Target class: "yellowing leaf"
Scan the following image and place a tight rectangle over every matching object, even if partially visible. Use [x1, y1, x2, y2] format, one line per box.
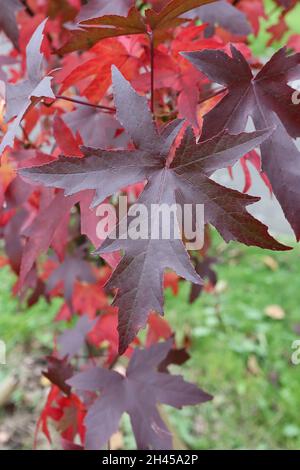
[264, 305, 285, 320]
[262, 255, 279, 271]
[247, 355, 261, 376]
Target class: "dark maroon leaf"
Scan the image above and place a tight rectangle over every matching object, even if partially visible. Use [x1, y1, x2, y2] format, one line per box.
[275, 0, 295, 8]
[158, 347, 190, 372]
[183, 46, 300, 239]
[189, 256, 218, 303]
[20, 67, 288, 354]
[68, 340, 212, 449]
[76, 0, 134, 22]
[185, 0, 252, 36]
[43, 356, 74, 396]
[58, 316, 97, 359]
[0, 0, 23, 49]
[63, 105, 129, 149]
[46, 253, 96, 312]
[27, 277, 48, 308]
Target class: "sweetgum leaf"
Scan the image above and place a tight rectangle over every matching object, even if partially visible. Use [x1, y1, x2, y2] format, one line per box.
[59, 0, 217, 53]
[76, 0, 134, 22]
[46, 254, 96, 313]
[63, 104, 129, 149]
[189, 256, 218, 303]
[183, 45, 300, 238]
[0, 19, 55, 154]
[43, 356, 74, 396]
[185, 0, 252, 36]
[0, 0, 23, 49]
[20, 68, 288, 354]
[18, 190, 80, 288]
[145, 0, 217, 30]
[59, 7, 147, 54]
[58, 316, 97, 359]
[68, 340, 212, 449]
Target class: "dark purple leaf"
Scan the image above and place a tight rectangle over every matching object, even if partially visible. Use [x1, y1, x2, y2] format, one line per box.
[189, 256, 218, 303]
[58, 316, 97, 359]
[63, 105, 129, 149]
[158, 347, 190, 372]
[46, 253, 96, 312]
[183, 46, 300, 239]
[43, 356, 74, 395]
[20, 67, 288, 353]
[68, 340, 212, 449]
[185, 0, 252, 37]
[0, 0, 23, 49]
[76, 0, 134, 23]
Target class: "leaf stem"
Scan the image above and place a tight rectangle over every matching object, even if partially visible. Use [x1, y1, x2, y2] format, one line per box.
[55, 95, 115, 113]
[149, 32, 155, 115]
[52, 87, 226, 119]
[21, 0, 35, 17]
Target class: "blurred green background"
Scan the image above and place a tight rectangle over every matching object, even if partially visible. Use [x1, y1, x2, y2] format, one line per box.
[1, 232, 300, 449]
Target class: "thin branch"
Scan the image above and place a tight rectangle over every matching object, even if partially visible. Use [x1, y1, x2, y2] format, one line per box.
[21, 0, 34, 17]
[149, 32, 155, 115]
[48, 88, 226, 120]
[55, 95, 115, 113]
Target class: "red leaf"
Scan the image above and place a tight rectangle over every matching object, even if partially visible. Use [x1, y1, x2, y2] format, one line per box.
[146, 313, 173, 346]
[59, 0, 217, 53]
[53, 115, 83, 157]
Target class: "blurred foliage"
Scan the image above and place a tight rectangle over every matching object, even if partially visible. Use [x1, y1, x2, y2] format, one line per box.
[165, 233, 300, 450]
[250, 0, 300, 56]
[1, 232, 300, 449]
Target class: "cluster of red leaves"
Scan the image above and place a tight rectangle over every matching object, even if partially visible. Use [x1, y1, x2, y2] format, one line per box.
[0, 0, 299, 450]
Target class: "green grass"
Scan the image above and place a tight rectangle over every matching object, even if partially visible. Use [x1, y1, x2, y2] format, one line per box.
[1, 235, 300, 450]
[249, 0, 300, 57]
[165, 236, 300, 450]
[0, 238, 300, 449]
[0, 266, 63, 355]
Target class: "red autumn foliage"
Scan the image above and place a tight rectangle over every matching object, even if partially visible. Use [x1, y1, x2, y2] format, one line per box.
[0, 0, 299, 450]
